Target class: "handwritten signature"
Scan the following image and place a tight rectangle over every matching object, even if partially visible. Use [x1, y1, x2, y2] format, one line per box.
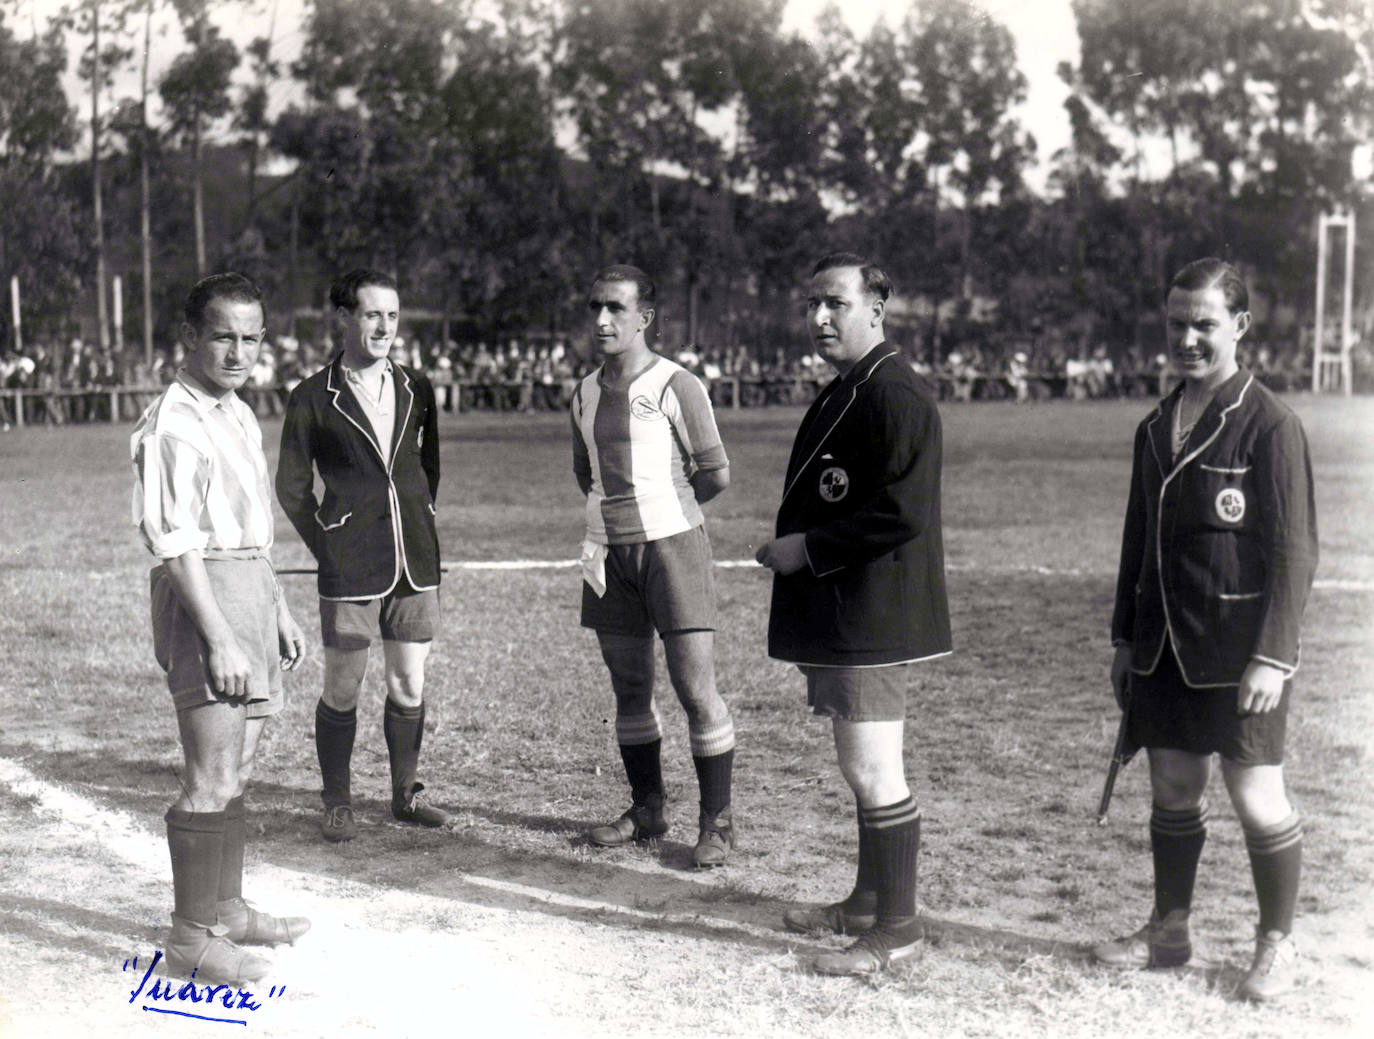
[123, 952, 285, 1026]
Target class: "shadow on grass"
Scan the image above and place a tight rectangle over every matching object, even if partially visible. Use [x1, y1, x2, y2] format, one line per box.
[0, 894, 146, 965]
[7, 744, 1132, 972]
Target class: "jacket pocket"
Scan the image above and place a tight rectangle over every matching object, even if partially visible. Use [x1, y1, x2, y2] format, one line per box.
[831, 559, 907, 650]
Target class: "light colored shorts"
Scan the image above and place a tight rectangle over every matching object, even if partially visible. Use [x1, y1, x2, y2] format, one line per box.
[581, 525, 717, 638]
[800, 663, 910, 722]
[150, 557, 283, 718]
[319, 583, 440, 650]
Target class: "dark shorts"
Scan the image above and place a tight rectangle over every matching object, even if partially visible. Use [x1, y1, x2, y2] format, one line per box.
[799, 664, 910, 722]
[320, 583, 440, 650]
[150, 558, 283, 718]
[580, 525, 716, 638]
[1128, 645, 1289, 765]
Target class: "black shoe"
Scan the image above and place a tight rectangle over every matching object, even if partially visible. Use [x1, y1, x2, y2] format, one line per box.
[813, 922, 923, 977]
[692, 805, 734, 867]
[321, 803, 358, 843]
[783, 898, 878, 937]
[588, 794, 668, 847]
[392, 783, 452, 828]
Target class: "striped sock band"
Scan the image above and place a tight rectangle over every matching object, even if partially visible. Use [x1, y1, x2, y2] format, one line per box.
[615, 708, 662, 746]
[1151, 801, 1209, 918]
[1244, 811, 1303, 936]
[688, 715, 735, 758]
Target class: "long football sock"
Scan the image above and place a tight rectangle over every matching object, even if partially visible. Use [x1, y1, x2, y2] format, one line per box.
[219, 794, 246, 902]
[845, 798, 879, 911]
[1151, 801, 1209, 918]
[1245, 811, 1303, 936]
[165, 807, 227, 927]
[863, 796, 921, 935]
[384, 698, 425, 799]
[615, 711, 664, 804]
[315, 699, 357, 808]
[689, 715, 735, 817]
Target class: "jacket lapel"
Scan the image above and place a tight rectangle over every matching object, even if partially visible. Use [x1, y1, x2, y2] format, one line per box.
[1163, 368, 1255, 480]
[326, 356, 386, 465]
[781, 344, 896, 506]
[1145, 388, 1178, 478]
[389, 366, 416, 471]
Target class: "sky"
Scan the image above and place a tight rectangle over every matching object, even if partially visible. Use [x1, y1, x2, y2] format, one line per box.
[21, 0, 1082, 191]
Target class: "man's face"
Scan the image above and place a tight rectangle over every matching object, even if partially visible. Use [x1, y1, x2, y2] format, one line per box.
[1165, 285, 1249, 388]
[807, 266, 883, 370]
[339, 284, 401, 366]
[587, 279, 651, 358]
[181, 298, 265, 396]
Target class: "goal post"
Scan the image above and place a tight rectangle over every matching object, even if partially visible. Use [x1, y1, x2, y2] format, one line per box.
[1313, 210, 1355, 396]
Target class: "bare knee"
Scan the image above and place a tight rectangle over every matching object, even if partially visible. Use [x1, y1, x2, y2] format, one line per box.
[1222, 761, 1293, 829]
[323, 648, 370, 711]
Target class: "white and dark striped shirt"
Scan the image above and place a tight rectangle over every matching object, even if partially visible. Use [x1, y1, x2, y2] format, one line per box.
[131, 371, 275, 559]
[571, 356, 727, 545]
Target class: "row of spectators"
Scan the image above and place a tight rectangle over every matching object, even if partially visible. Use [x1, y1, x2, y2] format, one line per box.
[0, 330, 1349, 427]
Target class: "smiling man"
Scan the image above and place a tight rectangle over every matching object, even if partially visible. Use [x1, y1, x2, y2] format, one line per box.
[756, 252, 951, 977]
[276, 268, 449, 843]
[570, 264, 738, 867]
[1095, 258, 1318, 1002]
[131, 273, 309, 984]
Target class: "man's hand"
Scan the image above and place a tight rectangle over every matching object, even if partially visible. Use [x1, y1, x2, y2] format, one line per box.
[1110, 644, 1133, 711]
[755, 533, 809, 576]
[207, 636, 255, 701]
[1238, 660, 1286, 715]
[277, 600, 306, 672]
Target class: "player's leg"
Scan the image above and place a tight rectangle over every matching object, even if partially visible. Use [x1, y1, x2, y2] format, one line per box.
[217, 715, 310, 947]
[382, 636, 450, 826]
[813, 717, 922, 975]
[316, 643, 369, 840]
[165, 701, 270, 982]
[1095, 747, 1209, 969]
[1223, 759, 1302, 1001]
[587, 631, 669, 846]
[663, 629, 736, 866]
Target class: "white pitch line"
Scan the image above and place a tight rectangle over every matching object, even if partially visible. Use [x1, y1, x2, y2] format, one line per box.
[438, 558, 1374, 591]
[0, 756, 780, 944]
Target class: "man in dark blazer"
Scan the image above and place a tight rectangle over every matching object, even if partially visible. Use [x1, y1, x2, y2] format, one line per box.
[1094, 258, 1317, 1003]
[757, 253, 951, 977]
[277, 268, 449, 842]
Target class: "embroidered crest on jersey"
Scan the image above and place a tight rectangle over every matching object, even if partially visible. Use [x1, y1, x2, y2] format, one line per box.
[630, 395, 663, 421]
[819, 466, 849, 502]
[1215, 487, 1245, 523]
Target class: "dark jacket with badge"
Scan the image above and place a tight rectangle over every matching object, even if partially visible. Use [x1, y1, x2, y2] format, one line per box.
[1112, 367, 1317, 687]
[276, 354, 441, 601]
[767, 343, 952, 667]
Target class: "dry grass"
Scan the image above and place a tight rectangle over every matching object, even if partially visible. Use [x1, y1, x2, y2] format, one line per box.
[0, 396, 1371, 1037]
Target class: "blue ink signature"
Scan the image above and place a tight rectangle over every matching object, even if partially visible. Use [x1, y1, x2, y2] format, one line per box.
[123, 952, 285, 1026]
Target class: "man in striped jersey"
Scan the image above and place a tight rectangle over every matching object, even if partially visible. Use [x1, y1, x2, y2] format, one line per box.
[132, 273, 309, 984]
[572, 265, 737, 868]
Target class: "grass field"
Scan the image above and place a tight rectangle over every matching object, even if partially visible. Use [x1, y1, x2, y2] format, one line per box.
[0, 395, 1371, 1038]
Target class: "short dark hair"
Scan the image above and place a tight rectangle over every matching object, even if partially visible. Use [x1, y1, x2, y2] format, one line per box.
[184, 273, 263, 330]
[1169, 258, 1248, 315]
[590, 264, 656, 308]
[330, 268, 399, 313]
[812, 252, 893, 302]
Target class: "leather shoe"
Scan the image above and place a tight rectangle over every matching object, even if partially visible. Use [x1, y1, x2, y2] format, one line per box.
[217, 897, 311, 947]
[588, 794, 668, 847]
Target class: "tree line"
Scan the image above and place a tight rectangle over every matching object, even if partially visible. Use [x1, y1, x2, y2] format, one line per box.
[0, 0, 1370, 367]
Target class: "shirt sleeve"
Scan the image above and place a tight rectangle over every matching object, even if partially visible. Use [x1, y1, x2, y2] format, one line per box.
[133, 431, 212, 559]
[663, 370, 728, 473]
[570, 383, 592, 491]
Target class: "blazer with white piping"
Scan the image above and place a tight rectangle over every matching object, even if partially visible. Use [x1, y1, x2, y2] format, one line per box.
[766, 343, 952, 668]
[276, 354, 441, 601]
[1111, 367, 1317, 687]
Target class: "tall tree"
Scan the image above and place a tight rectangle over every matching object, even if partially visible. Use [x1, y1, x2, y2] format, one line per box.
[159, 0, 238, 276]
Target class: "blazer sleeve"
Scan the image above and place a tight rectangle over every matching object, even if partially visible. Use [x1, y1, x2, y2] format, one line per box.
[1249, 411, 1318, 674]
[275, 384, 323, 561]
[418, 374, 441, 500]
[804, 381, 940, 576]
[1110, 422, 1150, 646]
